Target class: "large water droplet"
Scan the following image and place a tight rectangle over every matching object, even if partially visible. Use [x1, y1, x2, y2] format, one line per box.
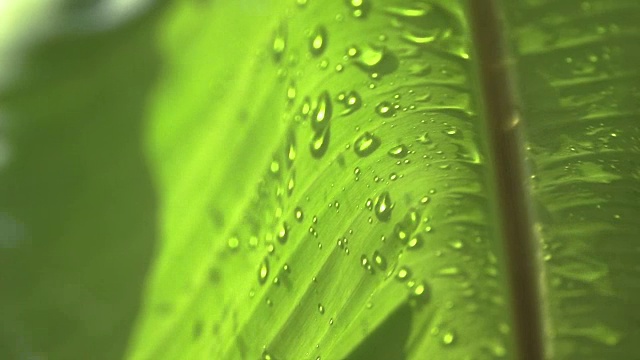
[354, 132, 381, 157]
[311, 91, 332, 132]
[258, 257, 270, 284]
[310, 25, 328, 56]
[351, 44, 399, 77]
[310, 127, 330, 158]
[374, 191, 394, 221]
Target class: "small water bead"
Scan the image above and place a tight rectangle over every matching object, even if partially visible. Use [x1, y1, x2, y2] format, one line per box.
[287, 81, 296, 103]
[262, 350, 274, 360]
[388, 144, 409, 158]
[310, 127, 330, 158]
[365, 198, 373, 210]
[329, 318, 334, 326]
[374, 191, 394, 221]
[375, 101, 395, 117]
[407, 233, 424, 249]
[272, 23, 287, 62]
[296, 0, 307, 6]
[389, 173, 398, 181]
[258, 257, 270, 284]
[354, 132, 381, 157]
[347, 0, 368, 18]
[442, 331, 455, 345]
[294, 207, 304, 222]
[396, 266, 411, 281]
[339, 91, 362, 115]
[227, 237, 239, 250]
[287, 142, 296, 164]
[277, 222, 289, 243]
[373, 250, 387, 270]
[300, 97, 312, 119]
[287, 176, 295, 196]
[420, 196, 430, 204]
[309, 25, 328, 56]
[266, 298, 273, 307]
[270, 160, 280, 174]
[266, 242, 275, 254]
[318, 304, 325, 314]
[411, 280, 426, 297]
[313, 216, 318, 224]
[311, 91, 332, 132]
[361, 255, 374, 273]
[273, 276, 280, 285]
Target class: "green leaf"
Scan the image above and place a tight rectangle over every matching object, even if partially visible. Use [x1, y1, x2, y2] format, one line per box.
[1, 0, 638, 359]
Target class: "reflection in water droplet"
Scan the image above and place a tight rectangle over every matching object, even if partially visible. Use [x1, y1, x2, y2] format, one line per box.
[374, 191, 393, 221]
[310, 25, 328, 56]
[295, 207, 304, 222]
[258, 257, 270, 284]
[354, 132, 381, 157]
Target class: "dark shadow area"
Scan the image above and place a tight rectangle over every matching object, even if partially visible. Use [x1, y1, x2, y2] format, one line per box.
[0, 4, 165, 359]
[346, 303, 412, 360]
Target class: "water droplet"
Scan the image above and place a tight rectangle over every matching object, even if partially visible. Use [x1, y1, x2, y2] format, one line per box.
[311, 91, 332, 132]
[361, 255, 374, 273]
[373, 250, 387, 270]
[277, 222, 289, 243]
[310, 127, 330, 158]
[396, 266, 411, 281]
[270, 160, 280, 174]
[407, 233, 424, 249]
[388, 144, 408, 158]
[329, 318, 334, 325]
[295, 207, 304, 222]
[339, 91, 362, 115]
[318, 304, 325, 314]
[258, 257, 270, 284]
[347, 0, 369, 18]
[374, 191, 393, 221]
[375, 101, 395, 117]
[272, 23, 287, 62]
[354, 132, 381, 157]
[227, 237, 239, 249]
[310, 25, 328, 56]
[442, 331, 455, 345]
[287, 175, 295, 196]
[411, 280, 426, 297]
[351, 44, 398, 77]
[417, 132, 432, 144]
[287, 81, 297, 103]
